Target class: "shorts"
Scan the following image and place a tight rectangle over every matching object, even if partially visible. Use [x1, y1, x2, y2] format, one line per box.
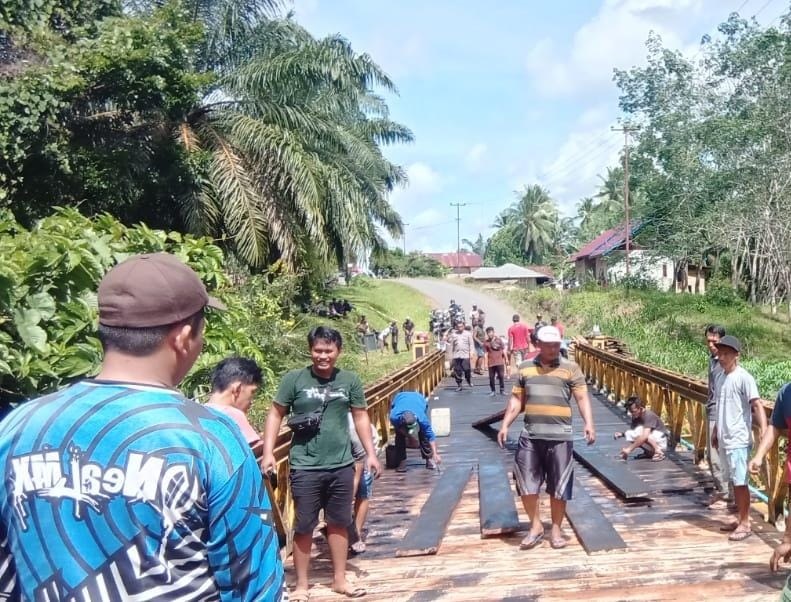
[475, 344, 485, 358]
[720, 446, 750, 487]
[513, 434, 574, 501]
[512, 349, 527, 364]
[356, 470, 374, 500]
[625, 426, 668, 451]
[290, 465, 355, 534]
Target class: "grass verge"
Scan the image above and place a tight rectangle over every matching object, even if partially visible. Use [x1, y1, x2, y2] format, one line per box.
[499, 285, 791, 399]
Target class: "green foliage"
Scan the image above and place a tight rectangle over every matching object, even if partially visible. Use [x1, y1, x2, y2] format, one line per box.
[370, 249, 446, 278]
[505, 286, 791, 398]
[704, 278, 747, 310]
[0, 208, 297, 410]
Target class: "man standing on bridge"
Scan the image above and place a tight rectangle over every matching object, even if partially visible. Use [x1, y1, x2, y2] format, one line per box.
[704, 324, 729, 506]
[497, 325, 595, 551]
[446, 319, 475, 391]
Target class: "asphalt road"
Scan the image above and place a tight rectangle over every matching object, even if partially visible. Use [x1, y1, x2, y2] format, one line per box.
[398, 278, 521, 335]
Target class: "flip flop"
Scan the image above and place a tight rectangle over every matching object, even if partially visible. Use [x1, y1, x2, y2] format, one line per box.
[550, 536, 568, 549]
[728, 529, 752, 542]
[519, 531, 544, 550]
[651, 453, 666, 462]
[719, 522, 739, 532]
[290, 591, 310, 602]
[331, 587, 366, 598]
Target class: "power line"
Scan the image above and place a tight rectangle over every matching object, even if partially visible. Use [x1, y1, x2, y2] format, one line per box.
[753, 0, 776, 18]
[450, 203, 467, 275]
[611, 124, 640, 277]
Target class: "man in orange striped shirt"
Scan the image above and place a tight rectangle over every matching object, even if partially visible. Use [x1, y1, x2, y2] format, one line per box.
[497, 326, 595, 551]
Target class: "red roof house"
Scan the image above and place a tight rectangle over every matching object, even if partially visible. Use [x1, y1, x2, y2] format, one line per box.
[425, 251, 483, 275]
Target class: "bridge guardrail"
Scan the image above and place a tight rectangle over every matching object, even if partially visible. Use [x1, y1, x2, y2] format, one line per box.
[263, 349, 446, 552]
[574, 338, 786, 523]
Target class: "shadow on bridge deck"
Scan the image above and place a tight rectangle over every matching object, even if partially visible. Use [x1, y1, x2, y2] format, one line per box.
[288, 373, 786, 601]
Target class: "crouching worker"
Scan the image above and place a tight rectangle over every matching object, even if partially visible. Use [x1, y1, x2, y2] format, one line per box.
[389, 391, 442, 472]
[615, 396, 668, 462]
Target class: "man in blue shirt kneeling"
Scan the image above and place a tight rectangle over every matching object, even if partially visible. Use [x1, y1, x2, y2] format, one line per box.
[389, 391, 443, 472]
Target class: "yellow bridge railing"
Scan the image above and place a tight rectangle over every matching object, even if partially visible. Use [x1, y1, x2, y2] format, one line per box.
[265, 349, 446, 552]
[574, 339, 786, 523]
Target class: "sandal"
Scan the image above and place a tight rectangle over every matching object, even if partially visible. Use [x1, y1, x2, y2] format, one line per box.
[651, 452, 666, 462]
[331, 587, 366, 598]
[728, 529, 752, 542]
[290, 591, 310, 602]
[519, 531, 544, 550]
[550, 536, 568, 549]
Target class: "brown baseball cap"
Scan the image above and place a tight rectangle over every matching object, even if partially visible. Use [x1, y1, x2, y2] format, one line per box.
[98, 253, 226, 327]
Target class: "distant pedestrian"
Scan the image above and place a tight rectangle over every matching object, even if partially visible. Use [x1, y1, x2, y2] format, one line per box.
[704, 324, 729, 506]
[485, 326, 508, 396]
[711, 335, 766, 541]
[473, 318, 486, 375]
[508, 314, 531, 366]
[550, 317, 565, 339]
[531, 314, 546, 346]
[446, 319, 475, 391]
[403, 317, 415, 350]
[498, 326, 595, 551]
[378, 326, 390, 352]
[749, 382, 791, 571]
[470, 304, 479, 324]
[390, 321, 399, 353]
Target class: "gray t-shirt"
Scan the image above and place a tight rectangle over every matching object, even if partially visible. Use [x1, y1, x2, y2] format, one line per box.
[715, 365, 760, 450]
[706, 354, 723, 415]
[447, 330, 474, 359]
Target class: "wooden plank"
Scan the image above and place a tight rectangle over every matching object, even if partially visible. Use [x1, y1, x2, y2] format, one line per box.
[566, 477, 627, 554]
[472, 408, 505, 429]
[395, 464, 472, 557]
[478, 463, 520, 537]
[574, 445, 650, 499]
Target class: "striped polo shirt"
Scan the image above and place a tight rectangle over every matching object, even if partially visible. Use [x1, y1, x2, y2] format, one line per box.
[511, 356, 587, 441]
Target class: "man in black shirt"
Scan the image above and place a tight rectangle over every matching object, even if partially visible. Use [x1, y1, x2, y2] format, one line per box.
[615, 397, 668, 461]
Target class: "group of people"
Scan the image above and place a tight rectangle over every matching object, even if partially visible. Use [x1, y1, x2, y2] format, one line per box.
[356, 316, 416, 354]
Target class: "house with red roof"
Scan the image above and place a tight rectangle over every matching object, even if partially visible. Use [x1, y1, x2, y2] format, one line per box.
[571, 221, 707, 293]
[425, 251, 483, 275]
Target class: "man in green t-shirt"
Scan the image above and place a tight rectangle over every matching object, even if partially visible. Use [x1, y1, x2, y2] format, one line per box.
[262, 326, 380, 600]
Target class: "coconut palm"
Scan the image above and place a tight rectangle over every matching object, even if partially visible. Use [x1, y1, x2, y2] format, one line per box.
[595, 167, 625, 215]
[462, 234, 488, 256]
[497, 185, 558, 264]
[576, 197, 597, 231]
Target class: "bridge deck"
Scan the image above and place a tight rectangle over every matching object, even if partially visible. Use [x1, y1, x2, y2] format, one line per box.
[288, 374, 786, 601]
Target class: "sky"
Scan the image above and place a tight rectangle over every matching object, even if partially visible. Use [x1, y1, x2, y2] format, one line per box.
[288, 0, 788, 254]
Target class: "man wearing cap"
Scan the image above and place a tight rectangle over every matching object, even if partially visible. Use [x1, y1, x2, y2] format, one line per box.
[497, 325, 595, 551]
[711, 335, 766, 541]
[0, 253, 285, 601]
[704, 324, 729, 506]
[445, 319, 476, 391]
[389, 391, 442, 471]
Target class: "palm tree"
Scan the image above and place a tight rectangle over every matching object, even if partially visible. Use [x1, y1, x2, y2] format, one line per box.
[462, 234, 487, 256]
[576, 197, 597, 232]
[501, 185, 558, 264]
[595, 167, 625, 215]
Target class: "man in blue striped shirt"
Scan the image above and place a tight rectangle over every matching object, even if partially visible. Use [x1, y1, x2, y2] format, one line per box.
[0, 253, 285, 601]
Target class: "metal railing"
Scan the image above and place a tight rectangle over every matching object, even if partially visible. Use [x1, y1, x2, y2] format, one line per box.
[574, 339, 786, 523]
[264, 349, 446, 552]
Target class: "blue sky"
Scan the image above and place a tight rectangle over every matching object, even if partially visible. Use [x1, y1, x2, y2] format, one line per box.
[289, 0, 787, 253]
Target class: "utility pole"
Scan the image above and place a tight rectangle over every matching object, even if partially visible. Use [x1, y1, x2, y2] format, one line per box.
[450, 203, 467, 277]
[402, 223, 409, 254]
[611, 125, 639, 277]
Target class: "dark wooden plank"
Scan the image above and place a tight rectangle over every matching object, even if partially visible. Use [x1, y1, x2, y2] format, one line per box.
[478, 463, 520, 537]
[573, 445, 650, 499]
[395, 465, 472, 557]
[472, 408, 505, 429]
[565, 477, 627, 554]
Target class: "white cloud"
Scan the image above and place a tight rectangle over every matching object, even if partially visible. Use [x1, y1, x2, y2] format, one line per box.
[388, 162, 443, 213]
[526, 0, 705, 97]
[464, 143, 489, 172]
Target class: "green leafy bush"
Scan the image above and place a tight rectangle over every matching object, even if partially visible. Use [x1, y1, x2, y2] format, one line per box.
[0, 207, 293, 411]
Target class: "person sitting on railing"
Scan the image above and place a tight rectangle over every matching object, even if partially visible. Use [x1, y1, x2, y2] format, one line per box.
[389, 391, 442, 472]
[749, 381, 791, 571]
[205, 357, 264, 457]
[614, 396, 668, 462]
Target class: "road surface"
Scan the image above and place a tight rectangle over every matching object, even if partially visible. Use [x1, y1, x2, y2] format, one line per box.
[399, 278, 521, 335]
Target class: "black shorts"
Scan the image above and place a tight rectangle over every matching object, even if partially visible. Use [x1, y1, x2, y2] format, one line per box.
[290, 465, 355, 534]
[513, 435, 574, 501]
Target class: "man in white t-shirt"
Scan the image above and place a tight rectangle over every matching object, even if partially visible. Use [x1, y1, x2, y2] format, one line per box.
[711, 335, 767, 541]
[206, 357, 263, 455]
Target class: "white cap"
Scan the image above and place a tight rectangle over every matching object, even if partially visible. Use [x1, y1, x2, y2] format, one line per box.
[537, 326, 562, 343]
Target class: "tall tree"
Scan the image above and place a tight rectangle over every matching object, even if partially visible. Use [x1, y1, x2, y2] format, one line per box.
[462, 233, 487, 256]
[496, 185, 558, 264]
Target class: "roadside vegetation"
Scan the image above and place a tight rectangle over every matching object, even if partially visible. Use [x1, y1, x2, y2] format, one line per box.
[503, 282, 791, 399]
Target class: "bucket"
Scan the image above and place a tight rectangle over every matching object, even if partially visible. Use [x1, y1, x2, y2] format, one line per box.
[431, 407, 451, 437]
